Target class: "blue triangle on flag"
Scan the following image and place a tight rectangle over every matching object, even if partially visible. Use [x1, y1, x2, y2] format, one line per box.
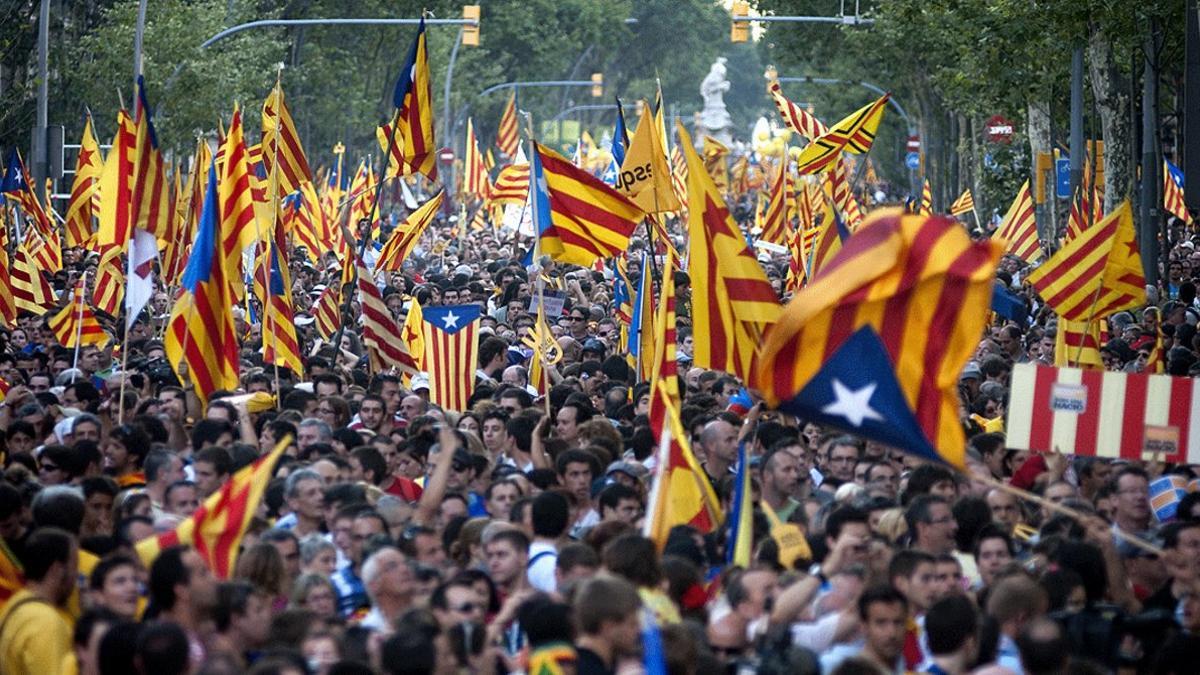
[777, 326, 943, 464]
[422, 304, 482, 335]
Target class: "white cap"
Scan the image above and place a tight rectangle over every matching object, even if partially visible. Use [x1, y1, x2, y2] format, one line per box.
[410, 372, 431, 391]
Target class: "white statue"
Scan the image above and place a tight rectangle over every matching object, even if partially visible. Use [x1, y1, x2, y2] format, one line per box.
[698, 57, 734, 146]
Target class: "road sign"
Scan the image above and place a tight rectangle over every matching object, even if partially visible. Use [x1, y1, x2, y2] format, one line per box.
[438, 147, 455, 163]
[986, 115, 1015, 143]
[906, 135, 920, 152]
[905, 152, 920, 170]
[1055, 158, 1071, 199]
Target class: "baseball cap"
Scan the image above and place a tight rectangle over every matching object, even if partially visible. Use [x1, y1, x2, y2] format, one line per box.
[960, 361, 982, 381]
[410, 373, 431, 392]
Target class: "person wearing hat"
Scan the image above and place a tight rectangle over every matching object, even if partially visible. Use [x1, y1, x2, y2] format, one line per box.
[959, 362, 983, 400]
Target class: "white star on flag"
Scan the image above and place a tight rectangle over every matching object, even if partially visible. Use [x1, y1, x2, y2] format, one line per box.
[821, 379, 884, 427]
[441, 311, 460, 329]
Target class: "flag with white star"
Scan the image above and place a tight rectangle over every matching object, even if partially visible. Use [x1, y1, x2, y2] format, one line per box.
[752, 209, 1002, 469]
[421, 304, 483, 412]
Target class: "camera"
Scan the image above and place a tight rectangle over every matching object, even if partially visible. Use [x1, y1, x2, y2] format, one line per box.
[128, 356, 179, 387]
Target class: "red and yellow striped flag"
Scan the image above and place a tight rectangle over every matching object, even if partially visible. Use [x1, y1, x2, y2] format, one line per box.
[261, 80, 312, 200]
[65, 116, 103, 248]
[357, 255, 419, 376]
[992, 180, 1041, 263]
[679, 122, 781, 381]
[48, 278, 109, 349]
[1055, 318, 1104, 369]
[758, 152, 791, 245]
[919, 178, 933, 216]
[97, 110, 136, 249]
[794, 94, 889, 175]
[313, 285, 341, 341]
[463, 118, 490, 202]
[829, 160, 863, 229]
[217, 107, 261, 300]
[378, 18, 437, 181]
[136, 436, 291, 578]
[533, 143, 644, 268]
[377, 190, 443, 272]
[949, 188, 975, 216]
[131, 77, 171, 240]
[767, 77, 828, 140]
[752, 210, 1002, 469]
[165, 159, 240, 404]
[254, 221, 303, 376]
[1164, 160, 1192, 226]
[489, 160, 529, 206]
[285, 181, 324, 264]
[11, 243, 54, 315]
[92, 242, 124, 317]
[1065, 185, 1092, 244]
[1026, 201, 1145, 322]
[421, 305, 482, 413]
[496, 91, 519, 158]
[0, 249, 15, 328]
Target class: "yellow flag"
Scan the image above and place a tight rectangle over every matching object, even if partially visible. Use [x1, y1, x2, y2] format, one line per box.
[402, 297, 426, 372]
[617, 101, 680, 213]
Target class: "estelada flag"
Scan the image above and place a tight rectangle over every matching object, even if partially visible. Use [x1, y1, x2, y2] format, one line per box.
[421, 304, 481, 413]
[378, 17, 437, 181]
[1006, 362, 1200, 464]
[136, 436, 291, 578]
[753, 209, 1001, 469]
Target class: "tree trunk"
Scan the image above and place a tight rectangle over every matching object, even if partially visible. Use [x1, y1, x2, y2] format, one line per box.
[1027, 99, 1054, 239]
[1088, 29, 1133, 212]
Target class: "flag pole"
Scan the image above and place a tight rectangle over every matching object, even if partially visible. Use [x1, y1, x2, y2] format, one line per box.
[70, 273, 87, 384]
[266, 69, 284, 405]
[523, 111, 552, 417]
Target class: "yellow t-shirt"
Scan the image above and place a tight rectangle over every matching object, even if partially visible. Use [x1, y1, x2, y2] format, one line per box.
[0, 589, 71, 675]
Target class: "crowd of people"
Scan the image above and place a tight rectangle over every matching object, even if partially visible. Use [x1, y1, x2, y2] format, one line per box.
[0, 189, 1197, 675]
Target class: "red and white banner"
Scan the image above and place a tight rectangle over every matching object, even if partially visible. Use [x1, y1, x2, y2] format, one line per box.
[1007, 362, 1199, 464]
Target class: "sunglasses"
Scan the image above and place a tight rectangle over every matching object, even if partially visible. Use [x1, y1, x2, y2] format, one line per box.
[451, 462, 470, 473]
[570, 316, 587, 322]
[452, 602, 480, 613]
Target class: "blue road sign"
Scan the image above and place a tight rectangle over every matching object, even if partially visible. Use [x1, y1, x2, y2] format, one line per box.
[1055, 158, 1071, 199]
[905, 152, 920, 170]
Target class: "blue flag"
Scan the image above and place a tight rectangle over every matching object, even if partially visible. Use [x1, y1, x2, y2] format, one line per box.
[1167, 159, 1186, 189]
[991, 283, 1028, 324]
[603, 98, 630, 186]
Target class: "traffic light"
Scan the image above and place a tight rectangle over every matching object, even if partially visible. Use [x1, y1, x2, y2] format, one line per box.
[731, 1, 750, 43]
[462, 5, 480, 46]
[591, 73, 603, 98]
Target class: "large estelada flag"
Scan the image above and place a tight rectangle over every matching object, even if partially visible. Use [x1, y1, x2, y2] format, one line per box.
[421, 304, 482, 413]
[752, 209, 1001, 469]
[378, 17, 437, 181]
[137, 437, 290, 578]
[1006, 362, 1200, 464]
[64, 115, 103, 248]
